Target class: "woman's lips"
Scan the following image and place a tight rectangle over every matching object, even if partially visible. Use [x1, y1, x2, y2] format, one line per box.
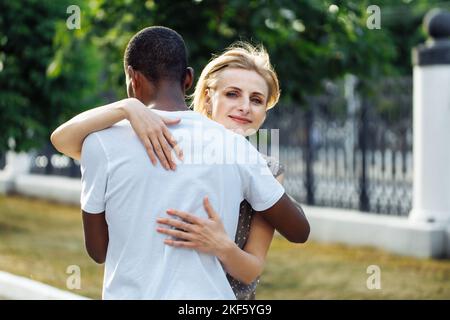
[229, 115, 252, 124]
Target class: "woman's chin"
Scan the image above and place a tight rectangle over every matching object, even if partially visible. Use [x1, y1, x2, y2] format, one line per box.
[231, 127, 258, 137]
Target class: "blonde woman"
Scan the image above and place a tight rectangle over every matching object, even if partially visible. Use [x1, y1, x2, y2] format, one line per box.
[52, 42, 309, 299]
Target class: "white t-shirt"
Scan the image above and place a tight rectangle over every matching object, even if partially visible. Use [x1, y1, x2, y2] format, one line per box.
[80, 110, 284, 300]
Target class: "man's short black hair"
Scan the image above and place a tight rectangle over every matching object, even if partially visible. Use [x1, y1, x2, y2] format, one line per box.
[124, 26, 188, 85]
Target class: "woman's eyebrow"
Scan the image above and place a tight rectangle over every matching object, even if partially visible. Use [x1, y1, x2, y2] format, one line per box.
[226, 86, 266, 97]
[225, 86, 242, 92]
[251, 91, 266, 98]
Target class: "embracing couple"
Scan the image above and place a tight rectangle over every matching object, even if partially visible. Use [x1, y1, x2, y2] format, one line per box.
[51, 26, 310, 300]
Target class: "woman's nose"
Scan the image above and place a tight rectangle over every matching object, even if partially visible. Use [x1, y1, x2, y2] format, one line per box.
[238, 98, 251, 114]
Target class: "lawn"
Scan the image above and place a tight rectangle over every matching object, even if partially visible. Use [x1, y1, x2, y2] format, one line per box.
[0, 195, 449, 300]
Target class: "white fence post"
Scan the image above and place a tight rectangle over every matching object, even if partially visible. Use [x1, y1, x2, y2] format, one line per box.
[0, 151, 32, 193]
[410, 9, 450, 224]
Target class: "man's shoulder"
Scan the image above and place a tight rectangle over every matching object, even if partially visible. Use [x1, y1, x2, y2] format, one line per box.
[83, 120, 135, 153]
[90, 120, 133, 140]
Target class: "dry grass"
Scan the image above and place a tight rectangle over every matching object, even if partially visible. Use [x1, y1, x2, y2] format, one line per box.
[258, 239, 450, 299]
[0, 195, 103, 299]
[0, 195, 449, 300]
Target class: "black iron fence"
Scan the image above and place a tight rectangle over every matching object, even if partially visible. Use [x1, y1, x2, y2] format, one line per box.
[29, 143, 81, 178]
[263, 77, 413, 216]
[0, 153, 5, 170]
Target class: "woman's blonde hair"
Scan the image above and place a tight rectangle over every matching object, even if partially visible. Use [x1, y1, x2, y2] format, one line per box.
[191, 42, 280, 117]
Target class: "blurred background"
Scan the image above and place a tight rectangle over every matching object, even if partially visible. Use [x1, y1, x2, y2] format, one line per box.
[0, 0, 449, 299]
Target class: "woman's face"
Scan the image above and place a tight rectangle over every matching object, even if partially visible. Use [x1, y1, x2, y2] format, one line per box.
[208, 68, 269, 136]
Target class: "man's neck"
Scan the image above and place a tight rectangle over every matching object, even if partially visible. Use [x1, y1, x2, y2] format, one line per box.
[146, 81, 189, 112]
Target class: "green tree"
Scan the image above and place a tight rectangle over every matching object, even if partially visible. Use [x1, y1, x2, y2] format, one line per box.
[0, 0, 102, 152]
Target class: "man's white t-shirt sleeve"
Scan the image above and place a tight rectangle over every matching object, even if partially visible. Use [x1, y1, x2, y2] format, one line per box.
[239, 142, 285, 212]
[80, 133, 108, 214]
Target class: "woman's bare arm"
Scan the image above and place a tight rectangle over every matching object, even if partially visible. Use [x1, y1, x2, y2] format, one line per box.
[218, 172, 282, 283]
[220, 213, 274, 284]
[157, 175, 284, 284]
[157, 197, 273, 285]
[50, 98, 181, 169]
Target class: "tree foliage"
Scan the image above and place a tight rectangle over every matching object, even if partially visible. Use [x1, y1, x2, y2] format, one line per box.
[0, 0, 444, 152]
[0, 0, 102, 152]
[85, 0, 440, 103]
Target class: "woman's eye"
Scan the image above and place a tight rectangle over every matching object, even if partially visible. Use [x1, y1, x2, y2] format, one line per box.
[226, 92, 238, 97]
[252, 98, 263, 104]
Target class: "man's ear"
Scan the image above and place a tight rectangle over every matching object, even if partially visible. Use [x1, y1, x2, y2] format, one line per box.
[183, 67, 194, 91]
[127, 66, 140, 92]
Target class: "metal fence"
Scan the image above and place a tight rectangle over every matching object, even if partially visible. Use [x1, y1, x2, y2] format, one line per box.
[0, 153, 5, 170]
[263, 76, 413, 216]
[29, 143, 80, 178]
